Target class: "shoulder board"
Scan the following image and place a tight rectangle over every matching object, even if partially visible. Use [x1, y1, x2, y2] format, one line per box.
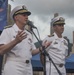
[48, 34, 54, 37]
[4, 25, 13, 29]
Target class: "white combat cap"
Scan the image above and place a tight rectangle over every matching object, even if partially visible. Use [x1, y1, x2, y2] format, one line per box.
[51, 16, 65, 26]
[10, 5, 31, 20]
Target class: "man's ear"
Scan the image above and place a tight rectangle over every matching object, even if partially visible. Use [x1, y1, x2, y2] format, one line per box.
[53, 25, 57, 31]
[14, 16, 17, 20]
[14, 15, 18, 21]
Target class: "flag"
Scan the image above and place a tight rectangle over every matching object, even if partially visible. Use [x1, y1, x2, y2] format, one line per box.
[0, 0, 8, 31]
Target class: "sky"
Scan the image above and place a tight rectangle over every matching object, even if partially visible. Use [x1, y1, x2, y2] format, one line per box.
[8, 0, 74, 43]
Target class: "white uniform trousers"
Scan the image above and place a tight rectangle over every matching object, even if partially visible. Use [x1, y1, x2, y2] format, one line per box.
[46, 62, 66, 75]
[2, 60, 33, 75]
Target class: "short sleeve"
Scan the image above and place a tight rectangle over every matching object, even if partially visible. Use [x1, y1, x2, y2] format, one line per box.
[42, 36, 49, 45]
[42, 36, 53, 51]
[0, 29, 10, 44]
[31, 42, 36, 50]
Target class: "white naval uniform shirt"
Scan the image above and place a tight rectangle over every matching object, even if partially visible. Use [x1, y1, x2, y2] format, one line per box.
[43, 33, 68, 64]
[0, 24, 36, 61]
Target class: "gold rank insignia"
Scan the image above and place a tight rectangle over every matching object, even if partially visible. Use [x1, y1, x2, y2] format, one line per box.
[48, 34, 54, 37]
[4, 25, 13, 29]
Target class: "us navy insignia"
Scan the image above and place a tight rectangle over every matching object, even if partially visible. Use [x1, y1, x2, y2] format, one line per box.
[22, 5, 26, 9]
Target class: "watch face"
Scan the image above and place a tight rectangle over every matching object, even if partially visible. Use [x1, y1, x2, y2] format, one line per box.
[0, 0, 5, 8]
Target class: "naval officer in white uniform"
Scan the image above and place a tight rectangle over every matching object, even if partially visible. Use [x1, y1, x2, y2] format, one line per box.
[0, 5, 41, 75]
[41, 16, 68, 75]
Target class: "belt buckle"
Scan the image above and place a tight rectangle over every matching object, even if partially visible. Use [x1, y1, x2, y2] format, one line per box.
[25, 60, 29, 64]
[59, 64, 63, 67]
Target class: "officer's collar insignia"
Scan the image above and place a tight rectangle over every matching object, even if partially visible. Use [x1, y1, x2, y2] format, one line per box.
[13, 36, 16, 38]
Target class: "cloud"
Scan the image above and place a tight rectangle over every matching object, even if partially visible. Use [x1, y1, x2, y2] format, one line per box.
[63, 25, 74, 43]
[9, 0, 74, 21]
[9, 0, 74, 43]
[10, 0, 74, 17]
[25, 0, 74, 17]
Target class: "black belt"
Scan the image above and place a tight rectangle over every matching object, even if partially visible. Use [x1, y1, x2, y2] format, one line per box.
[25, 60, 29, 64]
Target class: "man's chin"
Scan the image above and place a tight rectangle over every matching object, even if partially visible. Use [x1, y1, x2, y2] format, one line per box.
[61, 31, 63, 34]
[24, 22, 27, 25]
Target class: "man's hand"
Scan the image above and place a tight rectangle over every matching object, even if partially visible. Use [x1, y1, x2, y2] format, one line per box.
[15, 30, 28, 43]
[43, 40, 52, 48]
